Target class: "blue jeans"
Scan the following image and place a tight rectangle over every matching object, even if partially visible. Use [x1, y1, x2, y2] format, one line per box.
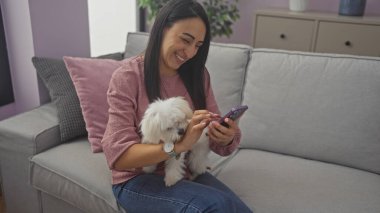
[112, 172, 253, 213]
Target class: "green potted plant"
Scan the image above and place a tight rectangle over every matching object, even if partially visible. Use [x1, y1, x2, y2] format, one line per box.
[138, 0, 240, 38]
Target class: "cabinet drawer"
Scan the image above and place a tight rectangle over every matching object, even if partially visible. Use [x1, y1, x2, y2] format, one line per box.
[315, 21, 380, 57]
[254, 16, 314, 51]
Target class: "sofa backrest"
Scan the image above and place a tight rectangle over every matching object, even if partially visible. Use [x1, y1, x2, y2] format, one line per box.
[124, 32, 149, 58]
[124, 32, 251, 114]
[240, 48, 380, 175]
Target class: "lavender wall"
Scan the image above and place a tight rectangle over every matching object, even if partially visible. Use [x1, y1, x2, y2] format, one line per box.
[0, 0, 91, 120]
[30, 0, 90, 58]
[214, 0, 380, 45]
[311, 0, 380, 14]
[0, 0, 40, 120]
[29, 0, 91, 104]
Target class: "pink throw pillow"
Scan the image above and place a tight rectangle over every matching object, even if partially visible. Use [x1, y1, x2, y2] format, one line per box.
[63, 56, 124, 153]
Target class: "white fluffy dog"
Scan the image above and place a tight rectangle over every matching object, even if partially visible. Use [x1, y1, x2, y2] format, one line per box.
[140, 97, 210, 186]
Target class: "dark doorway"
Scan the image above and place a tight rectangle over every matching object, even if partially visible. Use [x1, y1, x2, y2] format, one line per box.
[0, 5, 14, 106]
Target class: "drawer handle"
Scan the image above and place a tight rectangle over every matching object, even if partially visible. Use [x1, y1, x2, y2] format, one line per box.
[280, 34, 286, 39]
[345, 41, 352, 47]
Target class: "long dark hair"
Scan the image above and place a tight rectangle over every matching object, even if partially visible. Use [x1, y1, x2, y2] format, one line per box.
[144, 0, 211, 110]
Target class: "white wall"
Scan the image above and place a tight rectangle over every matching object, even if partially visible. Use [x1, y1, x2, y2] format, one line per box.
[0, 0, 40, 120]
[88, 0, 137, 56]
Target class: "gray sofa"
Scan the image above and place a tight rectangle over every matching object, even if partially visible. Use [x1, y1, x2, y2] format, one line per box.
[1, 32, 380, 213]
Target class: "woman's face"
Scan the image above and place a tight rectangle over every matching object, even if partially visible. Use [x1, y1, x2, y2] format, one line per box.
[159, 17, 206, 76]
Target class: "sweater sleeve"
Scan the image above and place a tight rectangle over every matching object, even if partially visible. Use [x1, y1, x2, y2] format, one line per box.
[203, 69, 241, 156]
[101, 67, 141, 169]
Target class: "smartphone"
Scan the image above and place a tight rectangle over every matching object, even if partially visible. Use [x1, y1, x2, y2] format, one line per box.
[219, 105, 248, 127]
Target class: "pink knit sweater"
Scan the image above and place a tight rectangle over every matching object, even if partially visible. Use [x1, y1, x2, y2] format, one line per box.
[101, 56, 241, 184]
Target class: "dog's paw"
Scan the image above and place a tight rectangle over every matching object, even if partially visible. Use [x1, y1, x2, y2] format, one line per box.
[164, 165, 184, 187]
[142, 165, 157, 173]
[189, 173, 200, 181]
[191, 164, 207, 176]
[164, 175, 182, 187]
[189, 158, 208, 175]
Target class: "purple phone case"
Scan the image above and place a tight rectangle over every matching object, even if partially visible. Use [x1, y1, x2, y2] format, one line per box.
[219, 105, 248, 127]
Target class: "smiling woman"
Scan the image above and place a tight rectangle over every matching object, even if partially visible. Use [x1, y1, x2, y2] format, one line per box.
[159, 18, 206, 76]
[101, 1, 252, 212]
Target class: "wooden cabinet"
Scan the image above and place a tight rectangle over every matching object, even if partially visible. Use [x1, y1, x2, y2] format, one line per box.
[253, 9, 380, 57]
[255, 16, 314, 51]
[316, 21, 380, 56]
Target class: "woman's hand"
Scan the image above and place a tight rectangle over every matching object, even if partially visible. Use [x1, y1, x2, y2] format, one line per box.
[175, 110, 213, 153]
[207, 117, 238, 146]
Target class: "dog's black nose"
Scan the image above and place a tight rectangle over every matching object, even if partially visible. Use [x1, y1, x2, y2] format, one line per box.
[178, 128, 185, 135]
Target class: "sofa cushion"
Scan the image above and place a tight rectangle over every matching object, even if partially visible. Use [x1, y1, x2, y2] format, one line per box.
[63, 57, 125, 153]
[32, 57, 87, 143]
[206, 42, 251, 113]
[124, 32, 149, 58]
[32, 53, 124, 144]
[240, 49, 380, 174]
[124, 32, 252, 113]
[217, 149, 380, 213]
[30, 140, 126, 213]
[40, 192, 84, 213]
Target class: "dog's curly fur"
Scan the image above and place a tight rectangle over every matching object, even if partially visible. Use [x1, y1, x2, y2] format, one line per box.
[140, 97, 210, 186]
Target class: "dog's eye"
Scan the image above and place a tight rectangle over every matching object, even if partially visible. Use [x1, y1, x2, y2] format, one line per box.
[167, 127, 173, 131]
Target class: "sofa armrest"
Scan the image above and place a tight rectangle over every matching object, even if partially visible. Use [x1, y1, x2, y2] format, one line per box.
[0, 102, 61, 213]
[0, 102, 60, 155]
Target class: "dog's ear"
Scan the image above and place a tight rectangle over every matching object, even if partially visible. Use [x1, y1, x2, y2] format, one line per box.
[177, 97, 193, 119]
[185, 108, 193, 120]
[140, 112, 162, 143]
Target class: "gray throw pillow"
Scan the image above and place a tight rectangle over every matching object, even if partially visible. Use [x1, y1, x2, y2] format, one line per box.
[32, 52, 124, 142]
